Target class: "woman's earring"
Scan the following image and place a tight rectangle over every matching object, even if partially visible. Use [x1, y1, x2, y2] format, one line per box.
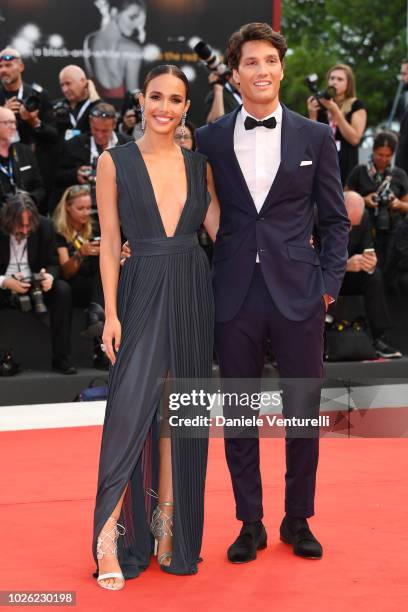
[141, 106, 145, 132]
[180, 112, 187, 137]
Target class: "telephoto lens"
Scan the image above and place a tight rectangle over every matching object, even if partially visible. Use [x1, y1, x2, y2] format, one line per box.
[194, 40, 231, 79]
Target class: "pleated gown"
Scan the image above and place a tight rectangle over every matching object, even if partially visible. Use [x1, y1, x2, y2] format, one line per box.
[92, 141, 214, 577]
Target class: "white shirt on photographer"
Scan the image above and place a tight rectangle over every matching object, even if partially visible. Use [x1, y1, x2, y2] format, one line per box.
[0, 236, 31, 289]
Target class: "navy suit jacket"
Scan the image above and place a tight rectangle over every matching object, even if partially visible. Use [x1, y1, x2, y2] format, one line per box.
[196, 104, 350, 322]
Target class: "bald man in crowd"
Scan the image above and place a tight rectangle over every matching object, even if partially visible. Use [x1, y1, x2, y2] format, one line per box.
[54, 65, 101, 142]
[338, 191, 401, 358]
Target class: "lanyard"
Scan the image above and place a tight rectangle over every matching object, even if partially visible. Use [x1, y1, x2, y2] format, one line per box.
[69, 98, 92, 128]
[0, 158, 14, 186]
[90, 133, 118, 163]
[328, 113, 337, 137]
[10, 240, 27, 273]
[15, 84, 24, 101]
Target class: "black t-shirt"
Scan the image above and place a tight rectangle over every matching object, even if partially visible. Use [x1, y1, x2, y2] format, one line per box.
[346, 164, 408, 228]
[317, 98, 365, 186]
[56, 232, 97, 277]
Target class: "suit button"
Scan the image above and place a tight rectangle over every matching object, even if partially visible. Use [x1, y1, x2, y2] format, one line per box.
[259, 249, 266, 253]
[259, 217, 265, 221]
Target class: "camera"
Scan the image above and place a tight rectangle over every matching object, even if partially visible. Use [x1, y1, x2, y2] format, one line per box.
[194, 40, 231, 81]
[22, 92, 41, 113]
[373, 180, 394, 231]
[13, 273, 47, 314]
[52, 99, 70, 123]
[82, 161, 97, 184]
[128, 89, 142, 122]
[305, 74, 336, 107]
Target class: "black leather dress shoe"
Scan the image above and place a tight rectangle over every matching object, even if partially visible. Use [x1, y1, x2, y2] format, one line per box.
[227, 522, 267, 563]
[279, 516, 323, 559]
[52, 356, 77, 375]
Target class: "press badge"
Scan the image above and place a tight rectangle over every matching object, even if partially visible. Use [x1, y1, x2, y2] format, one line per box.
[65, 129, 81, 141]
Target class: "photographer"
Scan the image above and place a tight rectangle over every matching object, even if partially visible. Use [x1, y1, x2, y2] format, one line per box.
[307, 64, 367, 185]
[205, 72, 242, 124]
[54, 65, 101, 143]
[0, 47, 58, 212]
[0, 192, 76, 374]
[338, 191, 401, 358]
[118, 89, 144, 139]
[53, 185, 108, 369]
[0, 106, 45, 209]
[346, 131, 408, 269]
[52, 103, 130, 213]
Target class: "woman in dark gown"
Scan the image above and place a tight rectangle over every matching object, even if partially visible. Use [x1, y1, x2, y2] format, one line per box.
[92, 65, 220, 590]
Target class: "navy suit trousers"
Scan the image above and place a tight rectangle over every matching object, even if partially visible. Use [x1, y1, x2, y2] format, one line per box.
[215, 265, 326, 521]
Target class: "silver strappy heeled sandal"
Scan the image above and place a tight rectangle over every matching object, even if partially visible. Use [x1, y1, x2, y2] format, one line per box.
[96, 515, 126, 590]
[150, 500, 174, 567]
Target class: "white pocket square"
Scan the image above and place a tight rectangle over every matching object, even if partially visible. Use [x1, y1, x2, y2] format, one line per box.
[300, 160, 313, 166]
[20, 165, 32, 171]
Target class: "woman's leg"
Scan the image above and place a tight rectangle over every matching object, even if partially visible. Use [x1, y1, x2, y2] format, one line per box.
[154, 377, 173, 566]
[156, 436, 173, 565]
[97, 485, 128, 588]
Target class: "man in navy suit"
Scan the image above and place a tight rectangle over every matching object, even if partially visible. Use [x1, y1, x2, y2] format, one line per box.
[196, 23, 349, 562]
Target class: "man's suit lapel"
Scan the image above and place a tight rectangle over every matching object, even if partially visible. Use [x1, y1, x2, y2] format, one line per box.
[223, 107, 258, 213]
[259, 104, 308, 216]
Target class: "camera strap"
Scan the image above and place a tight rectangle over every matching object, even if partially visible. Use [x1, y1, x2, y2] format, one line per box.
[69, 98, 92, 128]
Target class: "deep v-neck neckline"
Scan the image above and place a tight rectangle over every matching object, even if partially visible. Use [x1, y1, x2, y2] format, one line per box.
[133, 142, 191, 238]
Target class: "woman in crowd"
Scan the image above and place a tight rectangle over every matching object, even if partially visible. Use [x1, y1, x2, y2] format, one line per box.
[92, 65, 219, 590]
[307, 63, 367, 185]
[346, 131, 408, 268]
[53, 184, 107, 368]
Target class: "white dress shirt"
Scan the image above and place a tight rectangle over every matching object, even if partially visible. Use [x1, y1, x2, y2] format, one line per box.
[234, 103, 282, 261]
[0, 236, 31, 289]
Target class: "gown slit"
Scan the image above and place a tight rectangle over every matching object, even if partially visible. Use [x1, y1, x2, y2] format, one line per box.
[92, 142, 214, 578]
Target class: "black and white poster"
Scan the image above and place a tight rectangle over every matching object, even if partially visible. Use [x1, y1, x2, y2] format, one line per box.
[0, 0, 274, 123]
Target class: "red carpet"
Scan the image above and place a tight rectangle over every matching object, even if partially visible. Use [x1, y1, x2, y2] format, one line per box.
[1, 427, 407, 611]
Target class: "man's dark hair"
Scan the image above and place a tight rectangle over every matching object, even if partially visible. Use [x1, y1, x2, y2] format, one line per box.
[373, 131, 398, 153]
[226, 22, 287, 70]
[0, 191, 40, 235]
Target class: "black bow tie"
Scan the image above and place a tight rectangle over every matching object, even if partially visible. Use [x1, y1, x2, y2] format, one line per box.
[244, 116, 277, 130]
